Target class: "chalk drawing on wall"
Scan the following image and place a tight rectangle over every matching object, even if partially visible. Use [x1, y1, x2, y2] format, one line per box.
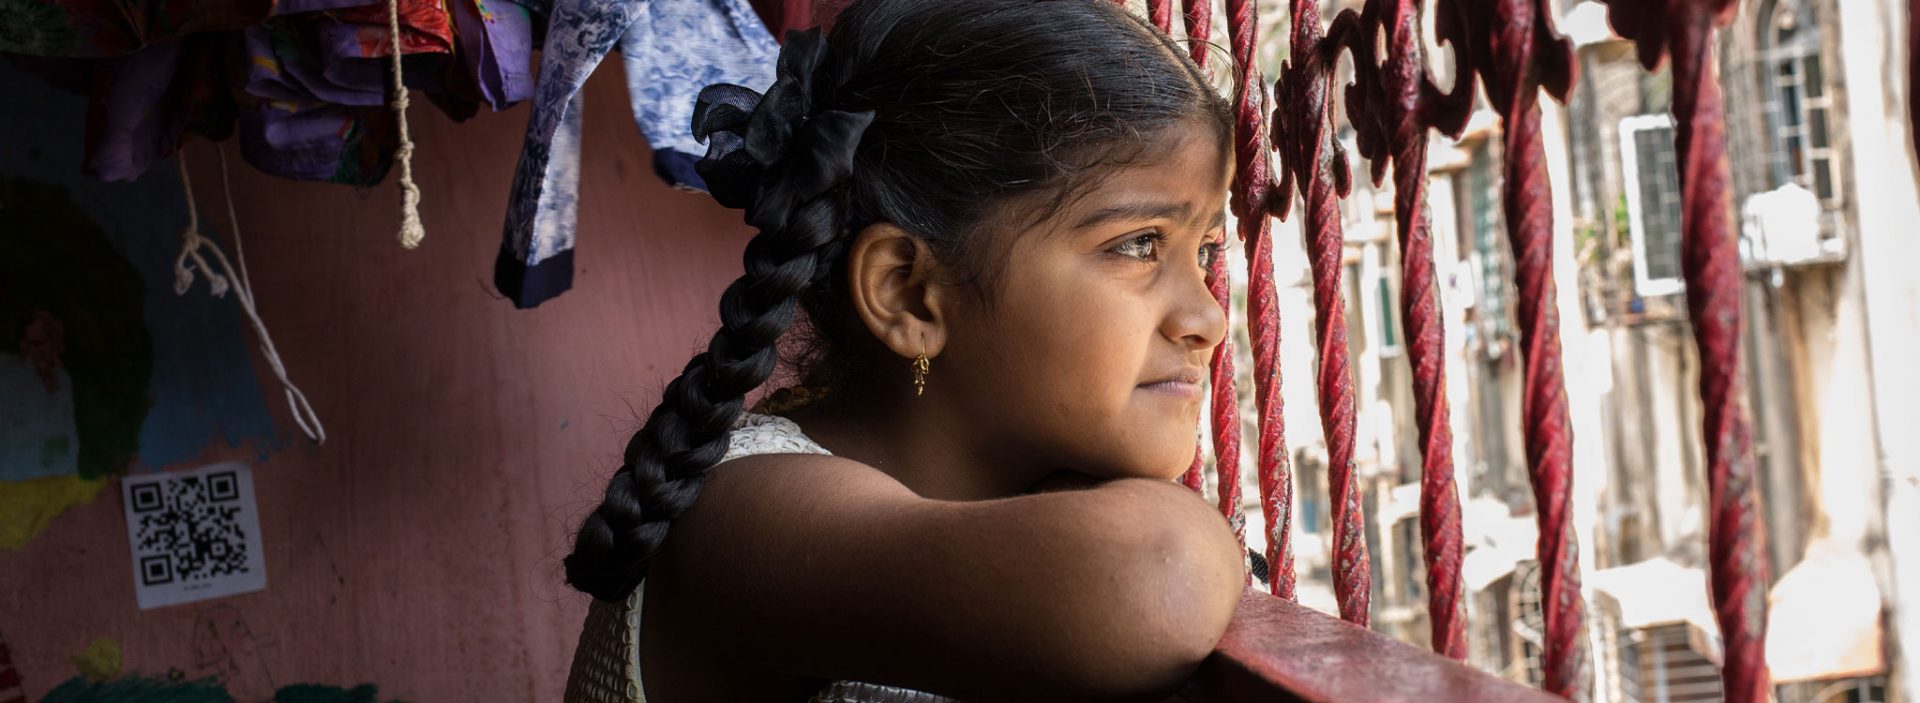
[0, 177, 153, 480]
[41, 676, 407, 703]
[68, 639, 121, 684]
[192, 604, 276, 700]
[16, 612, 399, 702]
[0, 176, 151, 550]
[40, 673, 234, 703]
[1, 59, 284, 551]
[123, 462, 267, 609]
[0, 477, 107, 551]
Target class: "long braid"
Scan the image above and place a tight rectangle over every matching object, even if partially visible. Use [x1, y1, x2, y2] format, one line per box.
[567, 192, 847, 602]
[566, 26, 869, 602]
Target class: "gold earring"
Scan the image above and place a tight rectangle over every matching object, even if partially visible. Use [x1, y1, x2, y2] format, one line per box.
[911, 354, 930, 396]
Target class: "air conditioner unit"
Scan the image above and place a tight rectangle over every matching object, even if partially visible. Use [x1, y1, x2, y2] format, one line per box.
[1740, 182, 1845, 268]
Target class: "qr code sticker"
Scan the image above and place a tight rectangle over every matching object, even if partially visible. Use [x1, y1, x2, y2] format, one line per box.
[122, 461, 267, 609]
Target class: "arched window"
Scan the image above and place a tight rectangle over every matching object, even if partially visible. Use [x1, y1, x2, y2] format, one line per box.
[1757, 0, 1838, 206]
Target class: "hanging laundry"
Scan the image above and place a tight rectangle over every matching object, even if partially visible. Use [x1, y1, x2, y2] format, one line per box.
[231, 0, 535, 184]
[243, 20, 385, 108]
[423, 0, 535, 123]
[234, 91, 396, 185]
[236, 17, 401, 185]
[620, 0, 779, 189]
[0, 0, 272, 58]
[292, 0, 531, 117]
[447, 0, 535, 111]
[320, 0, 457, 90]
[499, 0, 778, 308]
[4, 0, 539, 182]
[4, 0, 539, 261]
[80, 36, 236, 182]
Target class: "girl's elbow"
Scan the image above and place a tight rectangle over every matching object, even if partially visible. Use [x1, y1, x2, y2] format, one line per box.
[1133, 504, 1244, 673]
[1063, 485, 1244, 698]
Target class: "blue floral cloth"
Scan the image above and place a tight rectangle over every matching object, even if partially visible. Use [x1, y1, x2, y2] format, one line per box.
[498, 0, 778, 308]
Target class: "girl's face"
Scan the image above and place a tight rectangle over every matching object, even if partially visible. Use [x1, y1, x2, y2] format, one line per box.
[940, 122, 1232, 481]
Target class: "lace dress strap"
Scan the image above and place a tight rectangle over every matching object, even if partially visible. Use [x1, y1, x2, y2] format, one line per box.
[721, 412, 832, 463]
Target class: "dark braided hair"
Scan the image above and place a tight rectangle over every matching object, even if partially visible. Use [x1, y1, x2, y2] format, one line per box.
[564, 0, 1234, 603]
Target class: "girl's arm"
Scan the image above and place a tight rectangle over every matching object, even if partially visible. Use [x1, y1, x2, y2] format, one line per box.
[646, 453, 1245, 702]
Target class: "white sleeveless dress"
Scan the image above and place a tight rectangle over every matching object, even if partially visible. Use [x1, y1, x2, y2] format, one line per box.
[563, 413, 961, 703]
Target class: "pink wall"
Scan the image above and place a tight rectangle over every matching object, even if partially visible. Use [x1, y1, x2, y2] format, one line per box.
[1, 64, 749, 700]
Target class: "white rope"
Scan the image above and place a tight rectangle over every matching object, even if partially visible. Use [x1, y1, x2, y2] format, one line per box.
[387, 0, 425, 249]
[174, 149, 328, 444]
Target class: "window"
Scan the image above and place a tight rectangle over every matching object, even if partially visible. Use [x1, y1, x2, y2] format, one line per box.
[1758, 0, 1838, 206]
[1298, 451, 1325, 535]
[1511, 560, 1546, 687]
[1377, 274, 1401, 356]
[1393, 517, 1424, 606]
[1619, 114, 1685, 298]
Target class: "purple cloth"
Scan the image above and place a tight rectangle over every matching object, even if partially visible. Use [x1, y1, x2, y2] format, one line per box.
[82, 37, 234, 181]
[238, 20, 396, 184]
[238, 104, 359, 181]
[85, 43, 184, 181]
[272, 0, 379, 15]
[244, 22, 384, 107]
[450, 0, 535, 110]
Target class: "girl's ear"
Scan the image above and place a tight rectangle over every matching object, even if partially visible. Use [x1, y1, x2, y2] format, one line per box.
[845, 222, 952, 360]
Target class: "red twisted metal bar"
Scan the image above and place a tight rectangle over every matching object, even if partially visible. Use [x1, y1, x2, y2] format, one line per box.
[1147, 0, 1173, 34]
[1207, 248, 1249, 556]
[1177, 0, 1212, 497]
[1244, 207, 1298, 600]
[1271, 0, 1370, 624]
[1322, 0, 1469, 660]
[1190, 233, 1245, 545]
[1503, 99, 1588, 700]
[1601, 2, 1772, 700]
[1222, 0, 1297, 600]
[1435, 0, 1585, 693]
[1182, 0, 1211, 68]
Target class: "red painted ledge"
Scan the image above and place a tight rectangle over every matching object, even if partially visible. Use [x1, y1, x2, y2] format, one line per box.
[1178, 590, 1564, 702]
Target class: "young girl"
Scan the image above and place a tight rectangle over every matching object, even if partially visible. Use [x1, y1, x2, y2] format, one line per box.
[565, 0, 1247, 699]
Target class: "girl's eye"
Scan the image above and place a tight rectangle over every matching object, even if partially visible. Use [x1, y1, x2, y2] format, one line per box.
[1199, 239, 1225, 270]
[1113, 232, 1162, 261]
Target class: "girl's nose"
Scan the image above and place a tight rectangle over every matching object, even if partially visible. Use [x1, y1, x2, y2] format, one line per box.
[1164, 260, 1228, 352]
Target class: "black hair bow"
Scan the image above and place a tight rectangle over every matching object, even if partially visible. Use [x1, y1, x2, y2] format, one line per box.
[691, 27, 875, 234]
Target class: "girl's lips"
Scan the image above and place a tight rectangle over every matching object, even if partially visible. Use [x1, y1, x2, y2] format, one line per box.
[1137, 379, 1203, 398]
[1138, 366, 1205, 395]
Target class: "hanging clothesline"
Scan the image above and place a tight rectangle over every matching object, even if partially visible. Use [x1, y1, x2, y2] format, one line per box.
[1, 0, 813, 306]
